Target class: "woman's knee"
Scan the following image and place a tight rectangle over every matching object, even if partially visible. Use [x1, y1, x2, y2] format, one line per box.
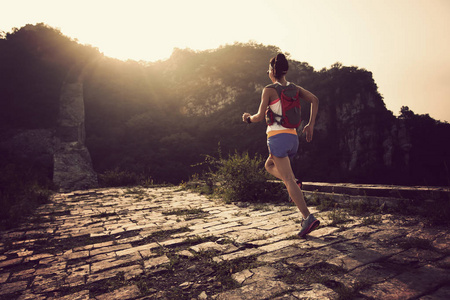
[265, 157, 274, 171]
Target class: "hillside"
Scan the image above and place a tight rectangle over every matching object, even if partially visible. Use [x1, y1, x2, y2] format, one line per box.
[1, 24, 449, 186]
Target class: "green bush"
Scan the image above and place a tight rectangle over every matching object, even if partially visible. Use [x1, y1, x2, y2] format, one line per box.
[201, 151, 285, 203]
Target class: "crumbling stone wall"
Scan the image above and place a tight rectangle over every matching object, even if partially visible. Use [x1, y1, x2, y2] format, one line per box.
[52, 68, 98, 191]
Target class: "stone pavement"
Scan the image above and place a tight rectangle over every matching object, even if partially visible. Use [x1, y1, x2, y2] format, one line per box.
[0, 185, 449, 299]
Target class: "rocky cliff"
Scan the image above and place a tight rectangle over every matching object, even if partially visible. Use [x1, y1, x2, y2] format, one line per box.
[317, 92, 411, 180]
[299, 86, 413, 184]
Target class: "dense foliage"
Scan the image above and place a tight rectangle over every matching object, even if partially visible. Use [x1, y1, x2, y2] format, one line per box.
[0, 23, 99, 129]
[1, 24, 449, 189]
[193, 150, 286, 203]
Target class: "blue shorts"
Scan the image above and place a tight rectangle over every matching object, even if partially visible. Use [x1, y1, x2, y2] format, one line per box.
[267, 133, 299, 158]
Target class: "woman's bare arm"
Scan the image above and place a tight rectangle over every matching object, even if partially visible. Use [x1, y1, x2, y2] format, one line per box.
[298, 86, 319, 142]
[242, 87, 273, 123]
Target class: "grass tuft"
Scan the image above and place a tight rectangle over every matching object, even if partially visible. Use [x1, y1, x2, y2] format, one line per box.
[186, 150, 286, 203]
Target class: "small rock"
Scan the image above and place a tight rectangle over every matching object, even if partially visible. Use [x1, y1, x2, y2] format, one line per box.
[187, 265, 198, 272]
[198, 291, 208, 299]
[179, 281, 193, 289]
[232, 269, 253, 285]
[177, 250, 194, 258]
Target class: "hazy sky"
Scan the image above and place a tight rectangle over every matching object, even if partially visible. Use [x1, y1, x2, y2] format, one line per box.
[2, 0, 450, 122]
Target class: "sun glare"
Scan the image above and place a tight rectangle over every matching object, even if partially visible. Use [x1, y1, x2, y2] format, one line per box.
[57, 1, 260, 62]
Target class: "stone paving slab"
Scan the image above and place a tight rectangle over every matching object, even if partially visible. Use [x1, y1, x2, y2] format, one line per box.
[0, 186, 449, 299]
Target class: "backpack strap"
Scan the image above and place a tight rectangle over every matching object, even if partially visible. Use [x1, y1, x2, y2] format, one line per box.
[264, 84, 282, 124]
[265, 83, 279, 91]
[265, 83, 287, 99]
[266, 83, 300, 98]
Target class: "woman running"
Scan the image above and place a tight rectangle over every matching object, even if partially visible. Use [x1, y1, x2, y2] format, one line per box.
[242, 53, 320, 237]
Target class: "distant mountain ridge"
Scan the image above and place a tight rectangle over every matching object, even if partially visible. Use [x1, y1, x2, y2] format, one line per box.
[1, 24, 449, 187]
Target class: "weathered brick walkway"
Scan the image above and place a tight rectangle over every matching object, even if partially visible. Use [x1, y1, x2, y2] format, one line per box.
[0, 186, 449, 299]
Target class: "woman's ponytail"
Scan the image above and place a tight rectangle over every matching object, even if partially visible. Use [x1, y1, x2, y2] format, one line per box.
[272, 53, 289, 79]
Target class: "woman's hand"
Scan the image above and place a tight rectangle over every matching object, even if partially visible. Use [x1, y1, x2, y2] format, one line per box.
[302, 123, 314, 142]
[242, 113, 251, 123]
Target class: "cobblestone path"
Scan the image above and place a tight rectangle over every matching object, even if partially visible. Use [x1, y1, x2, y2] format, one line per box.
[0, 186, 449, 299]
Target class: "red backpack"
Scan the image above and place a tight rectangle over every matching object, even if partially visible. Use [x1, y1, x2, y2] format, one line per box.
[265, 83, 302, 128]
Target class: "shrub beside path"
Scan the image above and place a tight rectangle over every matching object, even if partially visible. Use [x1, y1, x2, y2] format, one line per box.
[0, 186, 449, 299]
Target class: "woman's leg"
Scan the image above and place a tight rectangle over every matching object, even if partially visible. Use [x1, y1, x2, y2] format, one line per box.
[267, 155, 310, 218]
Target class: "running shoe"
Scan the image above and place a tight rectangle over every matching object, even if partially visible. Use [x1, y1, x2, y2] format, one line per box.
[298, 214, 320, 238]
